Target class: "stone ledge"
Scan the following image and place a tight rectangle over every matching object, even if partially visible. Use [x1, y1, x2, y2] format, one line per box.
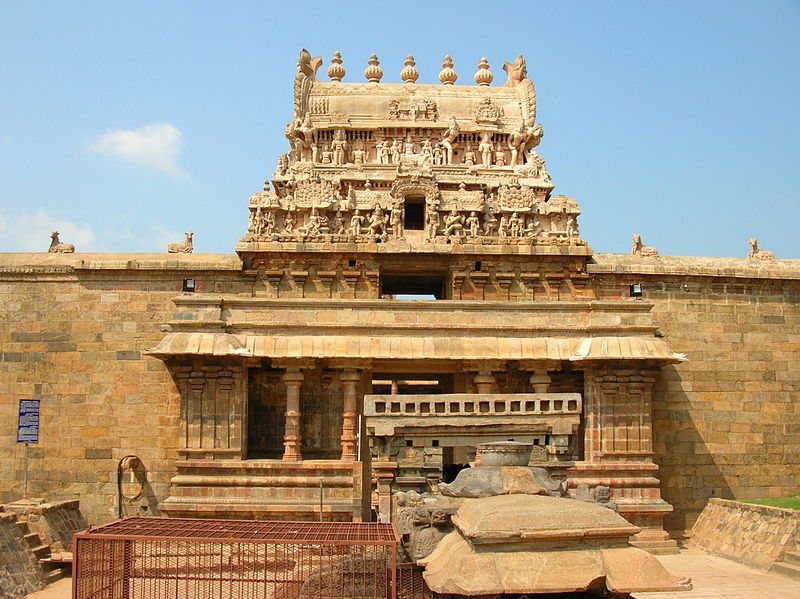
[591, 253, 800, 280]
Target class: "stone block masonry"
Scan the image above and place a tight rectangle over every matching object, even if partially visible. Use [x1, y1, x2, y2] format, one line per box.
[0, 251, 799, 533]
[0, 511, 46, 599]
[690, 498, 800, 571]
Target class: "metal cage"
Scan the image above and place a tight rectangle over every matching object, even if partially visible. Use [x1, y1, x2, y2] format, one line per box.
[73, 517, 399, 599]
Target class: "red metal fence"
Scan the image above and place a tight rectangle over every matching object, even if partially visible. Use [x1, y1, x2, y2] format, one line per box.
[73, 517, 399, 599]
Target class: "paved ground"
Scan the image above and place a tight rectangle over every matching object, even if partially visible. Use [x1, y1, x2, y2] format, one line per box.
[632, 547, 800, 598]
[24, 547, 800, 598]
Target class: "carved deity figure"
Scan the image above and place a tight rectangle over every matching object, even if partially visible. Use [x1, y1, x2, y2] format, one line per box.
[421, 139, 433, 164]
[526, 149, 550, 180]
[376, 139, 389, 164]
[350, 209, 364, 236]
[525, 214, 541, 239]
[408, 507, 451, 562]
[283, 211, 295, 233]
[509, 212, 523, 237]
[463, 143, 476, 167]
[495, 151, 506, 167]
[368, 205, 386, 240]
[466, 211, 481, 237]
[390, 202, 404, 239]
[566, 215, 578, 238]
[390, 139, 402, 164]
[441, 117, 460, 165]
[321, 145, 332, 164]
[508, 123, 527, 167]
[332, 209, 345, 234]
[433, 145, 444, 166]
[483, 209, 498, 236]
[443, 209, 464, 239]
[498, 214, 510, 238]
[301, 207, 321, 237]
[403, 137, 415, 156]
[426, 207, 440, 241]
[478, 131, 494, 167]
[352, 148, 365, 166]
[265, 210, 276, 235]
[331, 130, 348, 165]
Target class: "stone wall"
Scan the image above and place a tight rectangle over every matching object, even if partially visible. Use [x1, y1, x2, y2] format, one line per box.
[590, 254, 800, 536]
[1, 251, 799, 532]
[0, 254, 243, 524]
[3, 499, 88, 553]
[0, 511, 45, 599]
[689, 497, 800, 570]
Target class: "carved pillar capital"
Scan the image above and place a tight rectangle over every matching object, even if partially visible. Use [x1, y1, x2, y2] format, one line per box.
[271, 358, 316, 373]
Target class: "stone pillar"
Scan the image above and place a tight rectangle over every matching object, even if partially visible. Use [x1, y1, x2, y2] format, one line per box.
[272, 359, 315, 461]
[569, 364, 678, 554]
[519, 359, 558, 393]
[340, 370, 361, 462]
[465, 360, 505, 393]
[331, 359, 372, 462]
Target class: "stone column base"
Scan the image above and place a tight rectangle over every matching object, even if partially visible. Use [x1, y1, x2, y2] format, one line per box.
[568, 461, 679, 555]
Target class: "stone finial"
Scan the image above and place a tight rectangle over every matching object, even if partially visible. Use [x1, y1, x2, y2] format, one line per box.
[400, 54, 419, 84]
[439, 55, 457, 85]
[327, 50, 345, 82]
[364, 54, 383, 83]
[474, 57, 493, 86]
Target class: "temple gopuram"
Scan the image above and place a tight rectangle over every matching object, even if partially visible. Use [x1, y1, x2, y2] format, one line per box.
[145, 50, 684, 553]
[2, 50, 798, 556]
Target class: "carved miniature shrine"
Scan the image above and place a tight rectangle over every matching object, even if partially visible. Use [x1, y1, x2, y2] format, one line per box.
[148, 50, 687, 554]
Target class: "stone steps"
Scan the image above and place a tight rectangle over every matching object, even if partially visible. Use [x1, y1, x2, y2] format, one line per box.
[784, 550, 800, 566]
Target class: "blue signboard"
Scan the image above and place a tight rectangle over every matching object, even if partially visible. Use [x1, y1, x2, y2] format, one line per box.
[17, 399, 40, 443]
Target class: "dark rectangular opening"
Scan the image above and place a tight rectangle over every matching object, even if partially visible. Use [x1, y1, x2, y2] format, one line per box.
[404, 198, 425, 230]
[381, 273, 445, 299]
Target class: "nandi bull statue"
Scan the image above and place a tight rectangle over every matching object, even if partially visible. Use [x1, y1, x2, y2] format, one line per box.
[167, 231, 193, 253]
[48, 231, 75, 253]
[748, 238, 775, 261]
[631, 233, 658, 258]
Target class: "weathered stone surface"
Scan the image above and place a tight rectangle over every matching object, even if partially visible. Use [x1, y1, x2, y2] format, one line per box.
[420, 495, 691, 595]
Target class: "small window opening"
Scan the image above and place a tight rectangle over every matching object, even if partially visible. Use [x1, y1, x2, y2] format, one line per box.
[381, 273, 445, 300]
[630, 283, 643, 297]
[182, 278, 195, 293]
[404, 198, 425, 231]
[406, 440, 413, 447]
[432, 440, 440, 447]
[475, 261, 482, 271]
[349, 259, 357, 268]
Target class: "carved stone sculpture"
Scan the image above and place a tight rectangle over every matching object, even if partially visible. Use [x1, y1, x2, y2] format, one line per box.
[631, 234, 658, 258]
[167, 232, 193, 254]
[441, 117, 459, 165]
[748, 238, 775, 261]
[48, 231, 74, 253]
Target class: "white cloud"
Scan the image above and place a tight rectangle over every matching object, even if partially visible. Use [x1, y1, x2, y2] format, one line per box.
[91, 123, 188, 177]
[0, 209, 96, 252]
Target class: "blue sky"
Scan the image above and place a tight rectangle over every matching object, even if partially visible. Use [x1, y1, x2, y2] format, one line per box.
[1, 1, 798, 258]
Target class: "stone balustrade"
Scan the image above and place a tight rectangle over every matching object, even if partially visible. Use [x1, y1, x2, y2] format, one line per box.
[365, 392, 581, 418]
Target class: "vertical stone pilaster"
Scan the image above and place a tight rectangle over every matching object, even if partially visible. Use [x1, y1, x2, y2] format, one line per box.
[331, 359, 372, 462]
[273, 358, 315, 461]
